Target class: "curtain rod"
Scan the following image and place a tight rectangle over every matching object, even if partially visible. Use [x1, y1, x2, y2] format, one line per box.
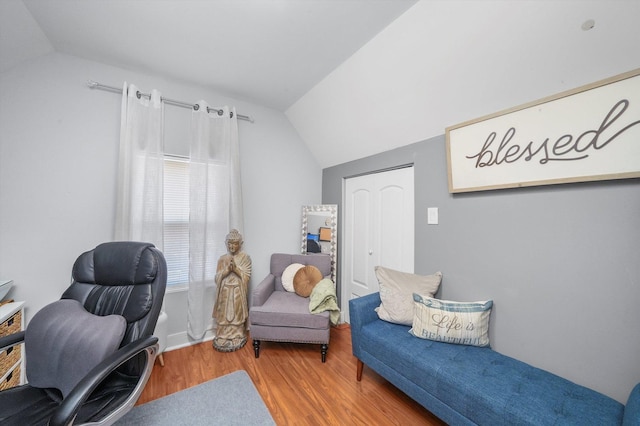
[87, 80, 254, 123]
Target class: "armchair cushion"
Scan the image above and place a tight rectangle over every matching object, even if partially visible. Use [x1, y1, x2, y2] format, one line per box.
[24, 299, 126, 397]
[250, 291, 329, 329]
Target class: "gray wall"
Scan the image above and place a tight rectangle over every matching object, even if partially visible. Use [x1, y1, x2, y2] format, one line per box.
[323, 134, 640, 403]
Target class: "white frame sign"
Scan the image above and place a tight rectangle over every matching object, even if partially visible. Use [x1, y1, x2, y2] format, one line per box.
[446, 69, 640, 193]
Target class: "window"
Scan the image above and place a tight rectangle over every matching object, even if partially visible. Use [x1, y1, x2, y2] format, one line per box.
[163, 156, 189, 289]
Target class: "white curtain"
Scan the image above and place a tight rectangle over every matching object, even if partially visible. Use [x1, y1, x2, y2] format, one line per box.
[188, 103, 244, 339]
[114, 83, 164, 248]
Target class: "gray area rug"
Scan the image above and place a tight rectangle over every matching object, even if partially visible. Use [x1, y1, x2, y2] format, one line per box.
[115, 370, 275, 426]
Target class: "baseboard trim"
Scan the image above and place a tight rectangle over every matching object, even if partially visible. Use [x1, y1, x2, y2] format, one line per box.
[165, 328, 215, 352]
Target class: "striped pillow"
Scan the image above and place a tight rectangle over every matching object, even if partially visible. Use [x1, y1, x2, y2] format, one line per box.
[410, 294, 493, 347]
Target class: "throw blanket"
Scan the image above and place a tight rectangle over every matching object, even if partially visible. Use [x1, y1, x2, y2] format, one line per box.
[309, 278, 340, 326]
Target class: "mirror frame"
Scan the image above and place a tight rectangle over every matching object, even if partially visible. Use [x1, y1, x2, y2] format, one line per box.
[301, 204, 338, 283]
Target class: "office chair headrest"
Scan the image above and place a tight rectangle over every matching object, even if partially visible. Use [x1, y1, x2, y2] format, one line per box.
[72, 241, 158, 286]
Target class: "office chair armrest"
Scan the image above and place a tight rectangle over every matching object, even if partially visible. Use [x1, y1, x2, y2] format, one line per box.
[251, 274, 276, 307]
[0, 330, 25, 352]
[49, 335, 159, 426]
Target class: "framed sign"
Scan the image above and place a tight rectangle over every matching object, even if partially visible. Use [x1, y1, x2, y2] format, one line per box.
[446, 69, 640, 193]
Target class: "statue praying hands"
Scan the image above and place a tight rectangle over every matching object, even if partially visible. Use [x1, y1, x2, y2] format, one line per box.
[212, 229, 252, 352]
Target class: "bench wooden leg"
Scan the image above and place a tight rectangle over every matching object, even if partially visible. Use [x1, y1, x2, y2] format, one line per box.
[321, 344, 328, 363]
[356, 358, 364, 381]
[253, 340, 260, 358]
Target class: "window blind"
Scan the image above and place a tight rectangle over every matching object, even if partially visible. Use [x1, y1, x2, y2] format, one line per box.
[163, 157, 189, 288]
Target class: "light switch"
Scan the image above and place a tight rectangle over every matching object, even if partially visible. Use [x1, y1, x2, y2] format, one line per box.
[427, 207, 438, 225]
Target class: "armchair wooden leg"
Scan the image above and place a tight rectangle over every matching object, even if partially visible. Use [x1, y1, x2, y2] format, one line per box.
[253, 340, 260, 358]
[321, 344, 328, 363]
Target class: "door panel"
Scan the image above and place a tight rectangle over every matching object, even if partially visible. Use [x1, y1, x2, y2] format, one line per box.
[347, 188, 371, 298]
[378, 184, 408, 271]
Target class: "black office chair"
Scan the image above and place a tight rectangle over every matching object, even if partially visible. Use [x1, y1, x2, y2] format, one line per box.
[0, 241, 167, 426]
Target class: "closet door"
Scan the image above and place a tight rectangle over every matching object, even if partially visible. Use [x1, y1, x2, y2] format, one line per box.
[342, 166, 414, 322]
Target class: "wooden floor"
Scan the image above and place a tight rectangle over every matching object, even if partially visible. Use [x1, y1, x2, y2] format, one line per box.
[139, 324, 446, 425]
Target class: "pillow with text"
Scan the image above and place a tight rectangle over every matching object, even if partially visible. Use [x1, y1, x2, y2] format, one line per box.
[410, 294, 492, 347]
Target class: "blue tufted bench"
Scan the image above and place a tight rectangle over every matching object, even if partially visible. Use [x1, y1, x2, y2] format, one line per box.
[350, 292, 640, 425]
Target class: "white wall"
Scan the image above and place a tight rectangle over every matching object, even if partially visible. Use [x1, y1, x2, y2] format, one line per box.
[287, 0, 640, 168]
[0, 52, 321, 348]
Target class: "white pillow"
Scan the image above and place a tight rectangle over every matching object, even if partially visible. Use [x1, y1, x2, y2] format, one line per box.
[281, 263, 304, 292]
[409, 294, 493, 347]
[374, 266, 442, 325]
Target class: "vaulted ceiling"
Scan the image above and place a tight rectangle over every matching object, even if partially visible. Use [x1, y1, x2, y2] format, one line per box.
[3, 1, 638, 168]
[2, 0, 417, 110]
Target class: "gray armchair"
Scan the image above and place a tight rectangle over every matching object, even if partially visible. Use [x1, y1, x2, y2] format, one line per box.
[249, 253, 332, 362]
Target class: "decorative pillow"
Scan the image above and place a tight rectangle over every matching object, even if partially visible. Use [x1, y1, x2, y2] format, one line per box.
[374, 266, 442, 325]
[24, 299, 126, 397]
[409, 294, 493, 347]
[293, 265, 323, 297]
[282, 263, 304, 292]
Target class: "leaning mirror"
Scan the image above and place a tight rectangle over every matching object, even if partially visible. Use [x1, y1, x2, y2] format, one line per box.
[301, 205, 338, 283]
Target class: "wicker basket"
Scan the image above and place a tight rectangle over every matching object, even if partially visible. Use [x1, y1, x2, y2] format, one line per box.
[0, 311, 21, 338]
[0, 365, 20, 391]
[0, 345, 21, 375]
